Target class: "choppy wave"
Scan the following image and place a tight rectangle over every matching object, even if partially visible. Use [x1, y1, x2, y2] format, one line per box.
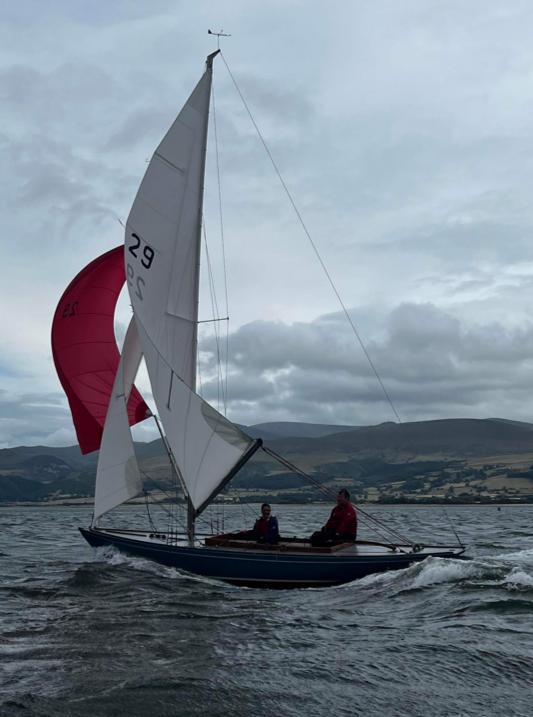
[94, 544, 187, 579]
[93, 544, 234, 589]
[2, 504, 533, 717]
[329, 548, 533, 604]
[500, 568, 533, 591]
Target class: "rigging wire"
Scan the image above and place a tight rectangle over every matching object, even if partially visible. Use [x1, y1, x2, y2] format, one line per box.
[262, 445, 414, 546]
[140, 469, 221, 534]
[139, 469, 186, 534]
[144, 491, 157, 532]
[202, 220, 225, 412]
[220, 52, 402, 424]
[215, 54, 457, 544]
[196, 344, 203, 397]
[211, 80, 230, 414]
[441, 507, 464, 547]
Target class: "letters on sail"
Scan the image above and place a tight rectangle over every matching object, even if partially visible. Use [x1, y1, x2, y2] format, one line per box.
[124, 63, 213, 391]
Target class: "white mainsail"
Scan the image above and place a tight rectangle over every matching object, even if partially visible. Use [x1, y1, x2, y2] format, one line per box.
[125, 56, 214, 391]
[93, 318, 145, 522]
[125, 52, 259, 515]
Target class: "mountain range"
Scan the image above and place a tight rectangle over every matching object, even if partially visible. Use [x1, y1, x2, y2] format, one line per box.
[2, 418, 533, 503]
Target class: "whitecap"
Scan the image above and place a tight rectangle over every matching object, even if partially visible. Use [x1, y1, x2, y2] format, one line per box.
[409, 557, 484, 589]
[502, 568, 533, 591]
[93, 545, 231, 588]
[94, 544, 186, 578]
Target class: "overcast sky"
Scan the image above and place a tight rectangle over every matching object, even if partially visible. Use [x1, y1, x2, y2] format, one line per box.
[3, 0, 533, 448]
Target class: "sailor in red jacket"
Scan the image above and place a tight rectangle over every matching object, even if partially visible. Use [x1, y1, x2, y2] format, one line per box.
[310, 489, 357, 546]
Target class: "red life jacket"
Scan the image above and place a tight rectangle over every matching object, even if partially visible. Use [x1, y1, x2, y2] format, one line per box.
[325, 503, 357, 537]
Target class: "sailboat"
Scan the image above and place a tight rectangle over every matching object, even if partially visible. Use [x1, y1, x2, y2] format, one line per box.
[51, 51, 466, 588]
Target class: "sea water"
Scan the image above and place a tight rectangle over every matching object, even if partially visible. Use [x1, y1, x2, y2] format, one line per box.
[1, 504, 532, 717]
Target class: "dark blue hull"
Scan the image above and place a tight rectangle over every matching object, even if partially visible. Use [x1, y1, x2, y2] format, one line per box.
[80, 527, 467, 588]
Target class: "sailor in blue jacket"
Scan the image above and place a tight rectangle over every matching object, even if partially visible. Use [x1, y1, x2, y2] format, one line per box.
[253, 503, 280, 544]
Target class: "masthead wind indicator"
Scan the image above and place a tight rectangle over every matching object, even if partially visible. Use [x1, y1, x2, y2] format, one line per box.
[207, 28, 231, 49]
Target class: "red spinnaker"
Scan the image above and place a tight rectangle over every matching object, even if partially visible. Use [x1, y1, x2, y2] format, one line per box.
[51, 246, 150, 454]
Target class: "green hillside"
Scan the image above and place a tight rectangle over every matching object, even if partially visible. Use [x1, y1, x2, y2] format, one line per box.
[2, 418, 533, 504]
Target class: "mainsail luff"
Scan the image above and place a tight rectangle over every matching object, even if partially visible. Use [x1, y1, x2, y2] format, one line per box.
[191, 50, 220, 392]
[187, 51, 218, 541]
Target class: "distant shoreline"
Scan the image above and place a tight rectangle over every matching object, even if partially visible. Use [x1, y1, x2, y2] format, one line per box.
[2, 499, 533, 508]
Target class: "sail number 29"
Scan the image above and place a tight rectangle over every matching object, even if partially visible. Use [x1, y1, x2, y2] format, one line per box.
[127, 232, 154, 301]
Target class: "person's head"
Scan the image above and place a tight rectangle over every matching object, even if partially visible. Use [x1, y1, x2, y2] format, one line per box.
[337, 489, 350, 505]
[261, 503, 272, 518]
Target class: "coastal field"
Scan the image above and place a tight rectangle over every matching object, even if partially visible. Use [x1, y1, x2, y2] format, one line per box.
[3, 419, 533, 506]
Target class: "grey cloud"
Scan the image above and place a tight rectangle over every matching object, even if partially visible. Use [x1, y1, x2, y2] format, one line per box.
[0, 391, 69, 421]
[17, 392, 65, 406]
[200, 373, 275, 404]
[0, 390, 73, 447]
[209, 319, 368, 375]
[199, 302, 533, 426]
[5, 2, 533, 447]
[389, 221, 532, 267]
[0, 63, 121, 132]
[0, 360, 26, 379]
[18, 167, 90, 206]
[104, 107, 178, 150]
[0, 65, 43, 105]
[226, 72, 316, 127]
[2, 131, 130, 260]
[1, 1, 175, 27]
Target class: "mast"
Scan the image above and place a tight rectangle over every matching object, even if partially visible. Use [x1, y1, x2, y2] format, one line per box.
[187, 50, 220, 545]
[191, 50, 219, 392]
